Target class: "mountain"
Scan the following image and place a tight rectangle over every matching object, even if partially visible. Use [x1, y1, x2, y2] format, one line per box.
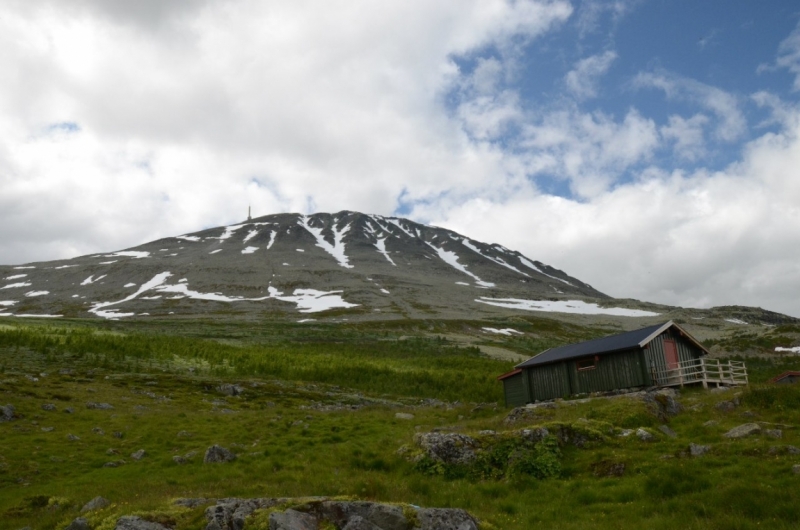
[0, 211, 793, 326]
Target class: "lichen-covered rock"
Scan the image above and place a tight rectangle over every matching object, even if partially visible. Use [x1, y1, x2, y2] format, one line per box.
[714, 401, 737, 412]
[723, 423, 761, 439]
[636, 428, 654, 442]
[86, 402, 114, 410]
[689, 443, 710, 457]
[205, 497, 278, 530]
[319, 501, 410, 530]
[204, 445, 236, 463]
[644, 389, 682, 420]
[81, 495, 110, 512]
[413, 432, 478, 465]
[0, 404, 16, 422]
[658, 425, 677, 438]
[269, 508, 318, 530]
[217, 384, 244, 397]
[41, 403, 57, 411]
[545, 422, 607, 448]
[342, 515, 383, 530]
[115, 516, 170, 530]
[65, 517, 91, 530]
[516, 427, 550, 444]
[765, 429, 783, 439]
[416, 508, 478, 530]
[131, 449, 146, 461]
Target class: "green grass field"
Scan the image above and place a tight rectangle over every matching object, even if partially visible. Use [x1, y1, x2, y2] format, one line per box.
[0, 318, 799, 529]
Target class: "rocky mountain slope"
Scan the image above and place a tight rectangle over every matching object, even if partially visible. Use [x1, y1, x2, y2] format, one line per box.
[0, 211, 645, 321]
[0, 211, 794, 326]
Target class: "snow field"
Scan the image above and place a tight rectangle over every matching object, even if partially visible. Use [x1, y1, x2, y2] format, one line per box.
[476, 298, 660, 317]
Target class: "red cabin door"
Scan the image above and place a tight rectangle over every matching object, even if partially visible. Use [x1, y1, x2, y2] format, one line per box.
[663, 340, 679, 370]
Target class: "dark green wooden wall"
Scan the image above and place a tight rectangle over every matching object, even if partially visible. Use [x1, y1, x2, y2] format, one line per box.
[502, 372, 527, 407]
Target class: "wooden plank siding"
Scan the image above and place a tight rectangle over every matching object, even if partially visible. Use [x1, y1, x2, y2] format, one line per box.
[528, 362, 571, 401]
[500, 323, 712, 406]
[645, 329, 705, 384]
[502, 372, 528, 407]
[567, 349, 649, 395]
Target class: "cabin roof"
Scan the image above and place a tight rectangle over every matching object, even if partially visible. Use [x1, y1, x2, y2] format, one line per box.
[515, 320, 708, 369]
[769, 371, 800, 383]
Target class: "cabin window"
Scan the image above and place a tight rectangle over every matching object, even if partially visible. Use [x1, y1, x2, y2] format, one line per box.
[576, 357, 598, 371]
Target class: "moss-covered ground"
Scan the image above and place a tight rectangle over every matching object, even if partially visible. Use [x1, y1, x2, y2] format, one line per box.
[0, 318, 799, 529]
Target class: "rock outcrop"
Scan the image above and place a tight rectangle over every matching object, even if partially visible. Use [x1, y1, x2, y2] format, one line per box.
[186, 497, 480, 530]
[204, 445, 237, 463]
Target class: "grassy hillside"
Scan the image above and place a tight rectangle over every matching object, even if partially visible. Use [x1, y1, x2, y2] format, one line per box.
[0, 318, 799, 529]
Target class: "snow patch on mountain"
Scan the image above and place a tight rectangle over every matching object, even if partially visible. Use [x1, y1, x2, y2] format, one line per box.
[89, 272, 173, 320]
[2, 282, 32, 289]
[518, 257, 573, 286]
[108, 251, 151, 259]
[81, 274, 106, 286]
[386, 218, 415, 238]
[476, 298, 658, 317]
[426, 242, 495, 287]
[375, 237, 396, 266]
[482, 327, 523, 336]
[266, 286, 359, 313]
[462, 239, 529, 277]
[3, 274, 27, 280]
[299, 216, 354, 269]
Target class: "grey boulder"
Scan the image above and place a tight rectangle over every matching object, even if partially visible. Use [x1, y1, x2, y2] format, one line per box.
[115, 516, 170, 530]
[413, 432, 478, 465]
[343, 515, 383, 530]
[204, 445, 236, 463]
[65, 518, 91, 530]
[269, 509, 318, 530]
[689, 443, 710, 457]
[0, 404, 15, 421]
[658, 425, 677, 438]
[416, 508, 479, 530]
[82, 496, 110, 512]
[636, 428, 655, 442]
[723, 423, 761, 439]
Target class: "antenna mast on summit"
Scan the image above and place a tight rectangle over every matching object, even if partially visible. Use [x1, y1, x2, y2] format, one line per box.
[248, 205, 252, 221]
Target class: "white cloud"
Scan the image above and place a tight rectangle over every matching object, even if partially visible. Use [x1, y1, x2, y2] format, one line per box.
[775, 21, 800, 91]
[520, 107, 659, 198]
[427, 101, 800, 317]
[0, 0, 572, 263]
[660, 114, 709, 161]
[633, 71, 746, 142]
[565, 50, 617, 100]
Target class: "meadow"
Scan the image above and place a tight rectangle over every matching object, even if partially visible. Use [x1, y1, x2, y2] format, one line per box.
[0, 318, 799, 529]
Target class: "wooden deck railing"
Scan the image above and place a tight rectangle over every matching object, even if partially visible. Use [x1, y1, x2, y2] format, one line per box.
[652, 358, 748, 388]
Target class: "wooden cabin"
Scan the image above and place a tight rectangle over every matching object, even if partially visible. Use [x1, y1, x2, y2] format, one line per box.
[769, 371, 800, 384]
[499, 320, 747, 407]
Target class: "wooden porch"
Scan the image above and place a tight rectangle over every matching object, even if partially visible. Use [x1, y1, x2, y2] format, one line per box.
[652, 358, 748, 388]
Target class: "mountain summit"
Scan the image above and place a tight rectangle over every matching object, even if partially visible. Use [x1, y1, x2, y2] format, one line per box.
[0, 211, 660, 321]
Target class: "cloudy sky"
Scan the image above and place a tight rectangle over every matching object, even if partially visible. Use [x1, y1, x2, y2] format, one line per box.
[2, 0, 800, 316]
